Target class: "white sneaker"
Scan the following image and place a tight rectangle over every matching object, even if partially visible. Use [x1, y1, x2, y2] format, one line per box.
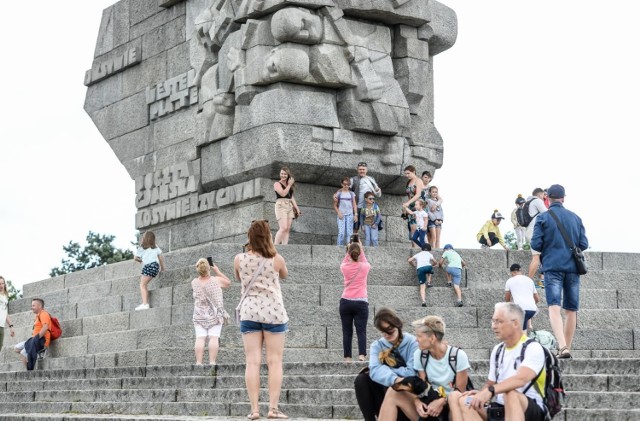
[135, 303, 150, 311]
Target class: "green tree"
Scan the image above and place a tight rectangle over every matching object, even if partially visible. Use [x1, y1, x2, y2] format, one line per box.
[504, 230, 530, 250]
[50, 231, 134, 277]
[5, 279, 22, 301]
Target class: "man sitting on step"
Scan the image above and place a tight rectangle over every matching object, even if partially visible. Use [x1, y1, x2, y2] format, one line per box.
[448, 302, 546, 421]
[13, 298, 51, 370]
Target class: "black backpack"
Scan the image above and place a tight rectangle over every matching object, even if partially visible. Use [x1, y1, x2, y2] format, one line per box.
[516, 198, 538, 227]
[494, 339, 565, 419]
[420, 346, 474, 391]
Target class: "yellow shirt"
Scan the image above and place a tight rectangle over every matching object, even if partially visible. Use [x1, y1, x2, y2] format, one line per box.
[476, 220, 505, 246]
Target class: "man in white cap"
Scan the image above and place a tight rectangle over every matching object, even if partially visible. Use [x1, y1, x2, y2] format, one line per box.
[476, 210, 508, 250]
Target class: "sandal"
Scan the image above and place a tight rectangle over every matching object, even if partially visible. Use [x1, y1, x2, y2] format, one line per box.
[426, 282, 433, 288]
[557, 346, 572, 359]
[247, 411, 260, 420]
[267, 408, 289, 419]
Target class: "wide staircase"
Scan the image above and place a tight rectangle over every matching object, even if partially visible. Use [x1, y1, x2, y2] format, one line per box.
[1, 244, 639, 420]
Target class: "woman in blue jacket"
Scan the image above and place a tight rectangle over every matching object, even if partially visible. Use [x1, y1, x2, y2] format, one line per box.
[354, 307, 419, 421]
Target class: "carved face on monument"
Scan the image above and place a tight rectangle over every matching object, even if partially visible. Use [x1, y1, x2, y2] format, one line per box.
[270, 8, 323, 44]
[261, 47, 310, 83]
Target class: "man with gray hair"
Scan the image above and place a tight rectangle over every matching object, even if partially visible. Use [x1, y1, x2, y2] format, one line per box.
[448, 302, 546, 421]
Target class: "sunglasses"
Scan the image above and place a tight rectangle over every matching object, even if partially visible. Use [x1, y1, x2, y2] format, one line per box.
[251, 219, 269, 224]
[366, 197, 375, 200]
[378, 325, 396, 335]
[357, 162, 367, 167]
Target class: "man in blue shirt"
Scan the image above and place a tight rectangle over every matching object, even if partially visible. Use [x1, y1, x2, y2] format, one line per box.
[530, 184, 588, 359]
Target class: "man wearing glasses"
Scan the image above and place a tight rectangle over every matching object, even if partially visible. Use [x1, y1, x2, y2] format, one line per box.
[350, 162, 382, 231]
[448, 302, 546, 421]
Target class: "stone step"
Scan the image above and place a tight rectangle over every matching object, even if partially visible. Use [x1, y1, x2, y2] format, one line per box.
[2, 415, 360, 421]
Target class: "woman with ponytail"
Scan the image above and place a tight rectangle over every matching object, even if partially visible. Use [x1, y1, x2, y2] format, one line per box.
[354, 307, 419, 421]
[339, 237, 371, 363]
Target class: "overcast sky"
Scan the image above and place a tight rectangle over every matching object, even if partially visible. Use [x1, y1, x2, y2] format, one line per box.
[1, 1, 638, 292]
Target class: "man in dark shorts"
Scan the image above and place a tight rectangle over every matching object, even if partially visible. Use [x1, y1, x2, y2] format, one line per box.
[448, 302, 546, 421]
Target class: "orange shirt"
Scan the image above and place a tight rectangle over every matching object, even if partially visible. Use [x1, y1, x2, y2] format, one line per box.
[34, 310, 52, 347]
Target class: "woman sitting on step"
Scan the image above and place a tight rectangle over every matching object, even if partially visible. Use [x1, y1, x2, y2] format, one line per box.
[354, 307, 419, 421]
[234, 220, 290, 420]
[379, 315, 471, 421]
[191, 258, 231, 366]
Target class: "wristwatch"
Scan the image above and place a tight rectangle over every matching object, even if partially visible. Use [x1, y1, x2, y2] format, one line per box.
[488, 385, 496, 398]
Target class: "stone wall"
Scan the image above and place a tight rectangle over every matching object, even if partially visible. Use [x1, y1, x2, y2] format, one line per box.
[84, 0, 457, 249]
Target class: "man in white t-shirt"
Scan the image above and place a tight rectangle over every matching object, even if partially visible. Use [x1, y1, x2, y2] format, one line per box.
[505, 264, 540, 331]
[350, 162, 382, 231]
[449, 302, 546, 421]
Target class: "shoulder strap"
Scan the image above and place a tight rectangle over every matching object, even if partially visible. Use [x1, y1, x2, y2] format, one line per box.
[449, 346, 459, 381]
[548, 210, 576, 249]
[494, 343, 505, 382]
[236, 257, 268, 312]
[420, 351, 430, 380]
[521, 339, 546, 394]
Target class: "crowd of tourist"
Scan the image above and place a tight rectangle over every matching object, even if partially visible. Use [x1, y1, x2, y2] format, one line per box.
[0, 160, 589, 421]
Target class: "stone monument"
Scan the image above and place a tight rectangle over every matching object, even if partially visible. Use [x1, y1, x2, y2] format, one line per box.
[84, 0, 457, 248]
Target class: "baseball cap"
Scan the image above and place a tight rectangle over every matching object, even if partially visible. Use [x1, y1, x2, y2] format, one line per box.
[443, 244, 453, 250]
[547, 184, 565, 198]
[515, 196, 525, 205]
[492, 211, 505, 220]
[510, 263, 521, 272]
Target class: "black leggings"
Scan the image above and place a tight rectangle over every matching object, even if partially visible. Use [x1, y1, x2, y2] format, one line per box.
[339, 298, 369, 358]
[479, 232, 500, 247]
[354, 371, 410, 421]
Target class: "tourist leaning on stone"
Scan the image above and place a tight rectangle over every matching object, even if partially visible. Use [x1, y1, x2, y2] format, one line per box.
[530, 184, 588, 359]
[0, 276, 16, 350]
[191, 258, 231, 366]
[350, 162, 382, 232]
[134, 230, 166, 311]
[234, 220, 290, 420]
[14, 298, 51, 370]
[448, 302, 546, 421]
[354, 307, 418, 421]
[273, 166, 301, 245]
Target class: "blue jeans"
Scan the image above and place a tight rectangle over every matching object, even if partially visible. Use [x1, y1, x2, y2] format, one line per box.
[363, 224, 379, 246]
[544, 271, 580, 311]
[411, 229, 427, 248]
[337, 214, 354, 246]
[446, 267, 462, 285]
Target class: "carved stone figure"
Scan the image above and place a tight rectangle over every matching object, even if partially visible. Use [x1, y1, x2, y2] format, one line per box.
[84, 0, 457, 247]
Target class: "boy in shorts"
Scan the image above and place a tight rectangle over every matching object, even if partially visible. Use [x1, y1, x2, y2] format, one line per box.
[439, 244, 466, 307]
[408, 243, 438, 307]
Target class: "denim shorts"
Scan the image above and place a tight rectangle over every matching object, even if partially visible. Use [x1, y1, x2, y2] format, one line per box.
[416, 266, 434, 284]
[240, 320, 289, 334]
[446, 267, 462, 286]
[544, 271, 580, 311]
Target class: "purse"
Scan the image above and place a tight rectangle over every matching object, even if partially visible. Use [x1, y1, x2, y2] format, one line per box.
[235, 258, 268, 323]
[547, 210, 588, 275]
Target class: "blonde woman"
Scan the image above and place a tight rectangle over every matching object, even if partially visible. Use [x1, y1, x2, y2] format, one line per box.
[0, 276, 16, 350]
[192, 258, 231, 365]
[380, 315, 471, 421]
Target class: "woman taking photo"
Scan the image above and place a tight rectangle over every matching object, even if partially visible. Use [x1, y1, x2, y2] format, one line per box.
[354, 307, 419, 421]
[234, 220, 290, 420]
[191, 258, 231, 366]
[273, 167, 301, 245]
[379, 315, 471, 421]
[340, 237, 371, 362]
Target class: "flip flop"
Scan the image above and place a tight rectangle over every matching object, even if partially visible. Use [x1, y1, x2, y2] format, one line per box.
[267, 408, 288, 419]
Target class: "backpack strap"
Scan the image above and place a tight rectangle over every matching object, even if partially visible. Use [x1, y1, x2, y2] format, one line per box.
[420, 351, 430, 382]
[520, 339, 546, 395]
[494, 343, 505, 382]
[449, 346, 459, 386]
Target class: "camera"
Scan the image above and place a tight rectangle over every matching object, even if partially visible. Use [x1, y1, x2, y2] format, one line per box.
[350, 234, 360, 244]
[206, 256, 214, 267]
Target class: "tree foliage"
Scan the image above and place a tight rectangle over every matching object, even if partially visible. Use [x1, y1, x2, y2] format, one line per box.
[504, 231, 530, 250]
[49, 231, 134, 277]
[5, 279, 22, 301]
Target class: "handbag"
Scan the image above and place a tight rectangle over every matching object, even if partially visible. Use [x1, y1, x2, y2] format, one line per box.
[547, 210, 588, 275]
[235, 258, 268, 323]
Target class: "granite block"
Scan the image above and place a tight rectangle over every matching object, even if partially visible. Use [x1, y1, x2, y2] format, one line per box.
[83, 312, 130, 335]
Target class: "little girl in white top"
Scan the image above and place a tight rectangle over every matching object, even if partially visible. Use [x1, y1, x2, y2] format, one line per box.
[134, 231, 165, 311]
